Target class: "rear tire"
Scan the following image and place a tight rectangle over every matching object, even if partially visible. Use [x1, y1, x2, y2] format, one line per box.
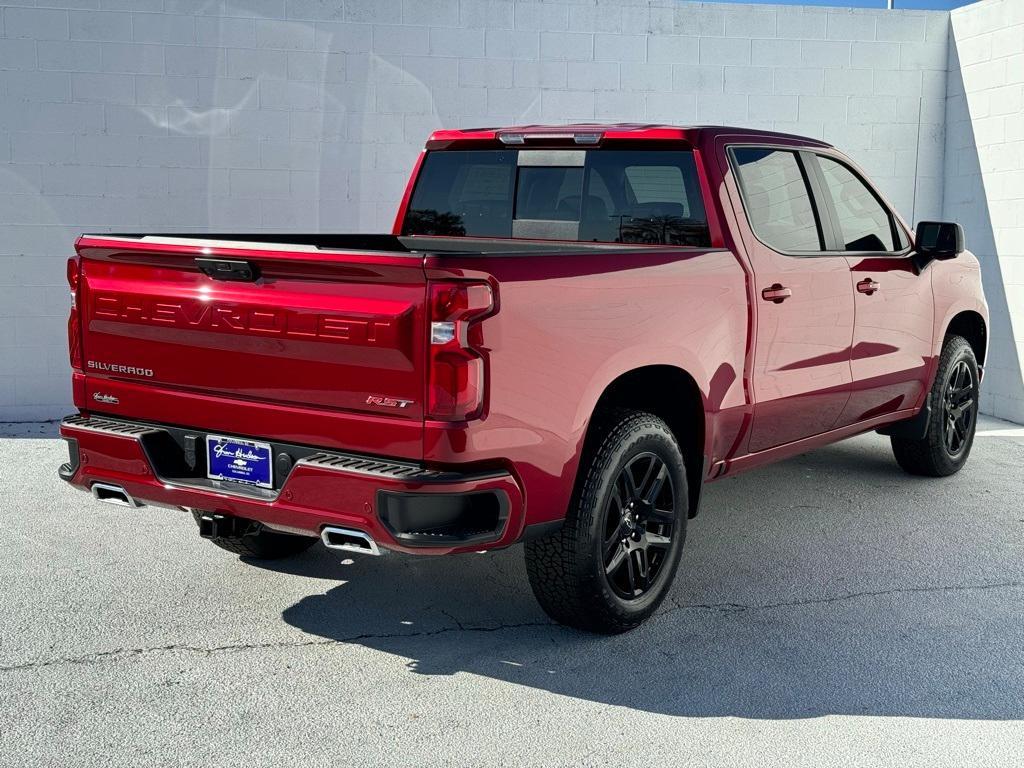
[193, 512, 318, 559]
[891, 334, 979, 477]
[524, 409, 688, 634]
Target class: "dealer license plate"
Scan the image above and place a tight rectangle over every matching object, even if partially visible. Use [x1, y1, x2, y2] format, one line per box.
[206, 434, 273, 489]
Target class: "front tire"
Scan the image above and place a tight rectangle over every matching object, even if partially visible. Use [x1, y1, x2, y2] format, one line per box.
[891, 334, 979, 477]
[524, 409, 688, 634]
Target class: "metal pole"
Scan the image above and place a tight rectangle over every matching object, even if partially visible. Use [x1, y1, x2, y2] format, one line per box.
[888, 0, 895, 8]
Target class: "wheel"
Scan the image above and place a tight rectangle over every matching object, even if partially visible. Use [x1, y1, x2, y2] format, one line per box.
[192, 512, 318, 559]
[524, 409, 688, 634]
[891, 334, 979, 477]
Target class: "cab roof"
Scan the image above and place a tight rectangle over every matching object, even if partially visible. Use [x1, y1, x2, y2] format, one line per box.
[426, 123, 834, 149]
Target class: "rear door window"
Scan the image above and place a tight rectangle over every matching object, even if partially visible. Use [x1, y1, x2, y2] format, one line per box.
[403, 148, 710, 246]
[731, 147, 823, 253]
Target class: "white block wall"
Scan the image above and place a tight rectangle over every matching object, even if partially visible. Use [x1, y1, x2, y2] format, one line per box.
[0, 1, 951, 420]
[943, 0, 1024, 423]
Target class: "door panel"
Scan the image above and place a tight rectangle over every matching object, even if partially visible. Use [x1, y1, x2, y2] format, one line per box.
[839, 256, 934, 423]
[748, 253, 855, 451]
[807, 153, 935, 424]
[726, 145, 855, 453]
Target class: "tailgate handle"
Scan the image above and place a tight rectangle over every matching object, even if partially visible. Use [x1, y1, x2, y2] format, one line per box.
[195, 258, 259, 282]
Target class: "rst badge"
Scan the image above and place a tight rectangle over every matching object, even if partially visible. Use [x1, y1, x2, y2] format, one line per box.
[366, 395, 414, 409]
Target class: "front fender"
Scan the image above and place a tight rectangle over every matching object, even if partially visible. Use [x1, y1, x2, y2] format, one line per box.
[931, 253, 989, 360]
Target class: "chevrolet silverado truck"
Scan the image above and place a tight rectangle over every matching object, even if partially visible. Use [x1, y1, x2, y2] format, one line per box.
[59, 124, 988, 633]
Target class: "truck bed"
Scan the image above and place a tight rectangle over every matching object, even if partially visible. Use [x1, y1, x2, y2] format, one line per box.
[98, 232, 684, 256]
[72, 232, 689, 463]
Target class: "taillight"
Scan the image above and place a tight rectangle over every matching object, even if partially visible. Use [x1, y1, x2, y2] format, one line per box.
[426, 280, 494, 421]
[67, 256, 82, 370]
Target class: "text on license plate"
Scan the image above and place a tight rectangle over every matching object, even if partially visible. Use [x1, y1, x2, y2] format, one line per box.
[206, 435, 273, 489]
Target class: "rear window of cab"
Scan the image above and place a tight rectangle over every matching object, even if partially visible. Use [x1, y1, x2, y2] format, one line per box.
[402, 149, 711, 247]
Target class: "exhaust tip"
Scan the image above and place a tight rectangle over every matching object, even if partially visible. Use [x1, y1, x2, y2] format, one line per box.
[320, 526, 381, 556]
[91, 483, 142, 508]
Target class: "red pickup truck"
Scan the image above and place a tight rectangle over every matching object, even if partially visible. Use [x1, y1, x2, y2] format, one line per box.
[60, 124, 988, 633]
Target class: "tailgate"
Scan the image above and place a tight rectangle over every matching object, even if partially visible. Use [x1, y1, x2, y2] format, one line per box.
[75, 236, 428, 454]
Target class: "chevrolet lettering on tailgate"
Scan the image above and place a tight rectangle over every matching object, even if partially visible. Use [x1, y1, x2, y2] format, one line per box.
[91, 293, 396, 345]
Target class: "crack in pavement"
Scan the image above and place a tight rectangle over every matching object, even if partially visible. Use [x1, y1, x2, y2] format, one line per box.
[3, 580, 1021, 674]
[438, 608, 468, 631]
[665, 579, 1024, 615]
[0, 621, 557, 674]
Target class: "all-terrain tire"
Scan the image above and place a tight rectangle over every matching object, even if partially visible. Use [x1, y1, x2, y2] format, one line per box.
[891, 334, 979, 477]
[524, 408, 689, 634]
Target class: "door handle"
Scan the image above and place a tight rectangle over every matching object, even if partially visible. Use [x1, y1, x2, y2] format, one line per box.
[761, 284, 792, 304]
[196, 257, 259, 282]
[857, 278, 880, 295]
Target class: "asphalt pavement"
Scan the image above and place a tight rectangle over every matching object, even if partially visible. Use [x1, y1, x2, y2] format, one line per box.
[1, 417, 1022, 767]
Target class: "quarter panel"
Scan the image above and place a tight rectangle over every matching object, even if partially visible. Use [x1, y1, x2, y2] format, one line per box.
[422, 248, 749, 525]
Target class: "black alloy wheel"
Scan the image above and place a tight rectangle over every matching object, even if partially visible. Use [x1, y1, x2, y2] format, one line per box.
[602, 453, 677, 599]
[942, 359, 975, 458]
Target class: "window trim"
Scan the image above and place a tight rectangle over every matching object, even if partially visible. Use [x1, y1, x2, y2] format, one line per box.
[806, 152, 913, 258]
[727, 143, 914, 260]
[726, 144, 836, 258]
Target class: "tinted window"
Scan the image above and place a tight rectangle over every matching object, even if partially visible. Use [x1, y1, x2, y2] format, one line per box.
[583, 152, 708, 245]
[515, 166, 583, 220]
[732, 148, 822, 252]
[625, 165, 687, 206]
[818, 156, 897, 252]
[403, 149, 709, 246]
[402, 150, 514, 237]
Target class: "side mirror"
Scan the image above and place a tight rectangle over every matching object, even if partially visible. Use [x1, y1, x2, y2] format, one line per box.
[915, 221, 965, 261]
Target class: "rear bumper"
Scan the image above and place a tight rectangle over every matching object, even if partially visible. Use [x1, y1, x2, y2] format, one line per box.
[59, 415, 525, 555]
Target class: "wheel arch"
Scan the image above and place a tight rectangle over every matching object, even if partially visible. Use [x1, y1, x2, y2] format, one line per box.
[580, 365, 707, 519]
[944, 310, 987, 368]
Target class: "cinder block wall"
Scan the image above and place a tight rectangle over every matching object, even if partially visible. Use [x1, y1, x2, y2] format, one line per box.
[0, 1, 950, 420]
[943, 0, 1024, 423]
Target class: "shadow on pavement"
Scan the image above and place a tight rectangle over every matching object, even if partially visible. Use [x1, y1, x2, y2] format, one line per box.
[264, 436, 1024, 720]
